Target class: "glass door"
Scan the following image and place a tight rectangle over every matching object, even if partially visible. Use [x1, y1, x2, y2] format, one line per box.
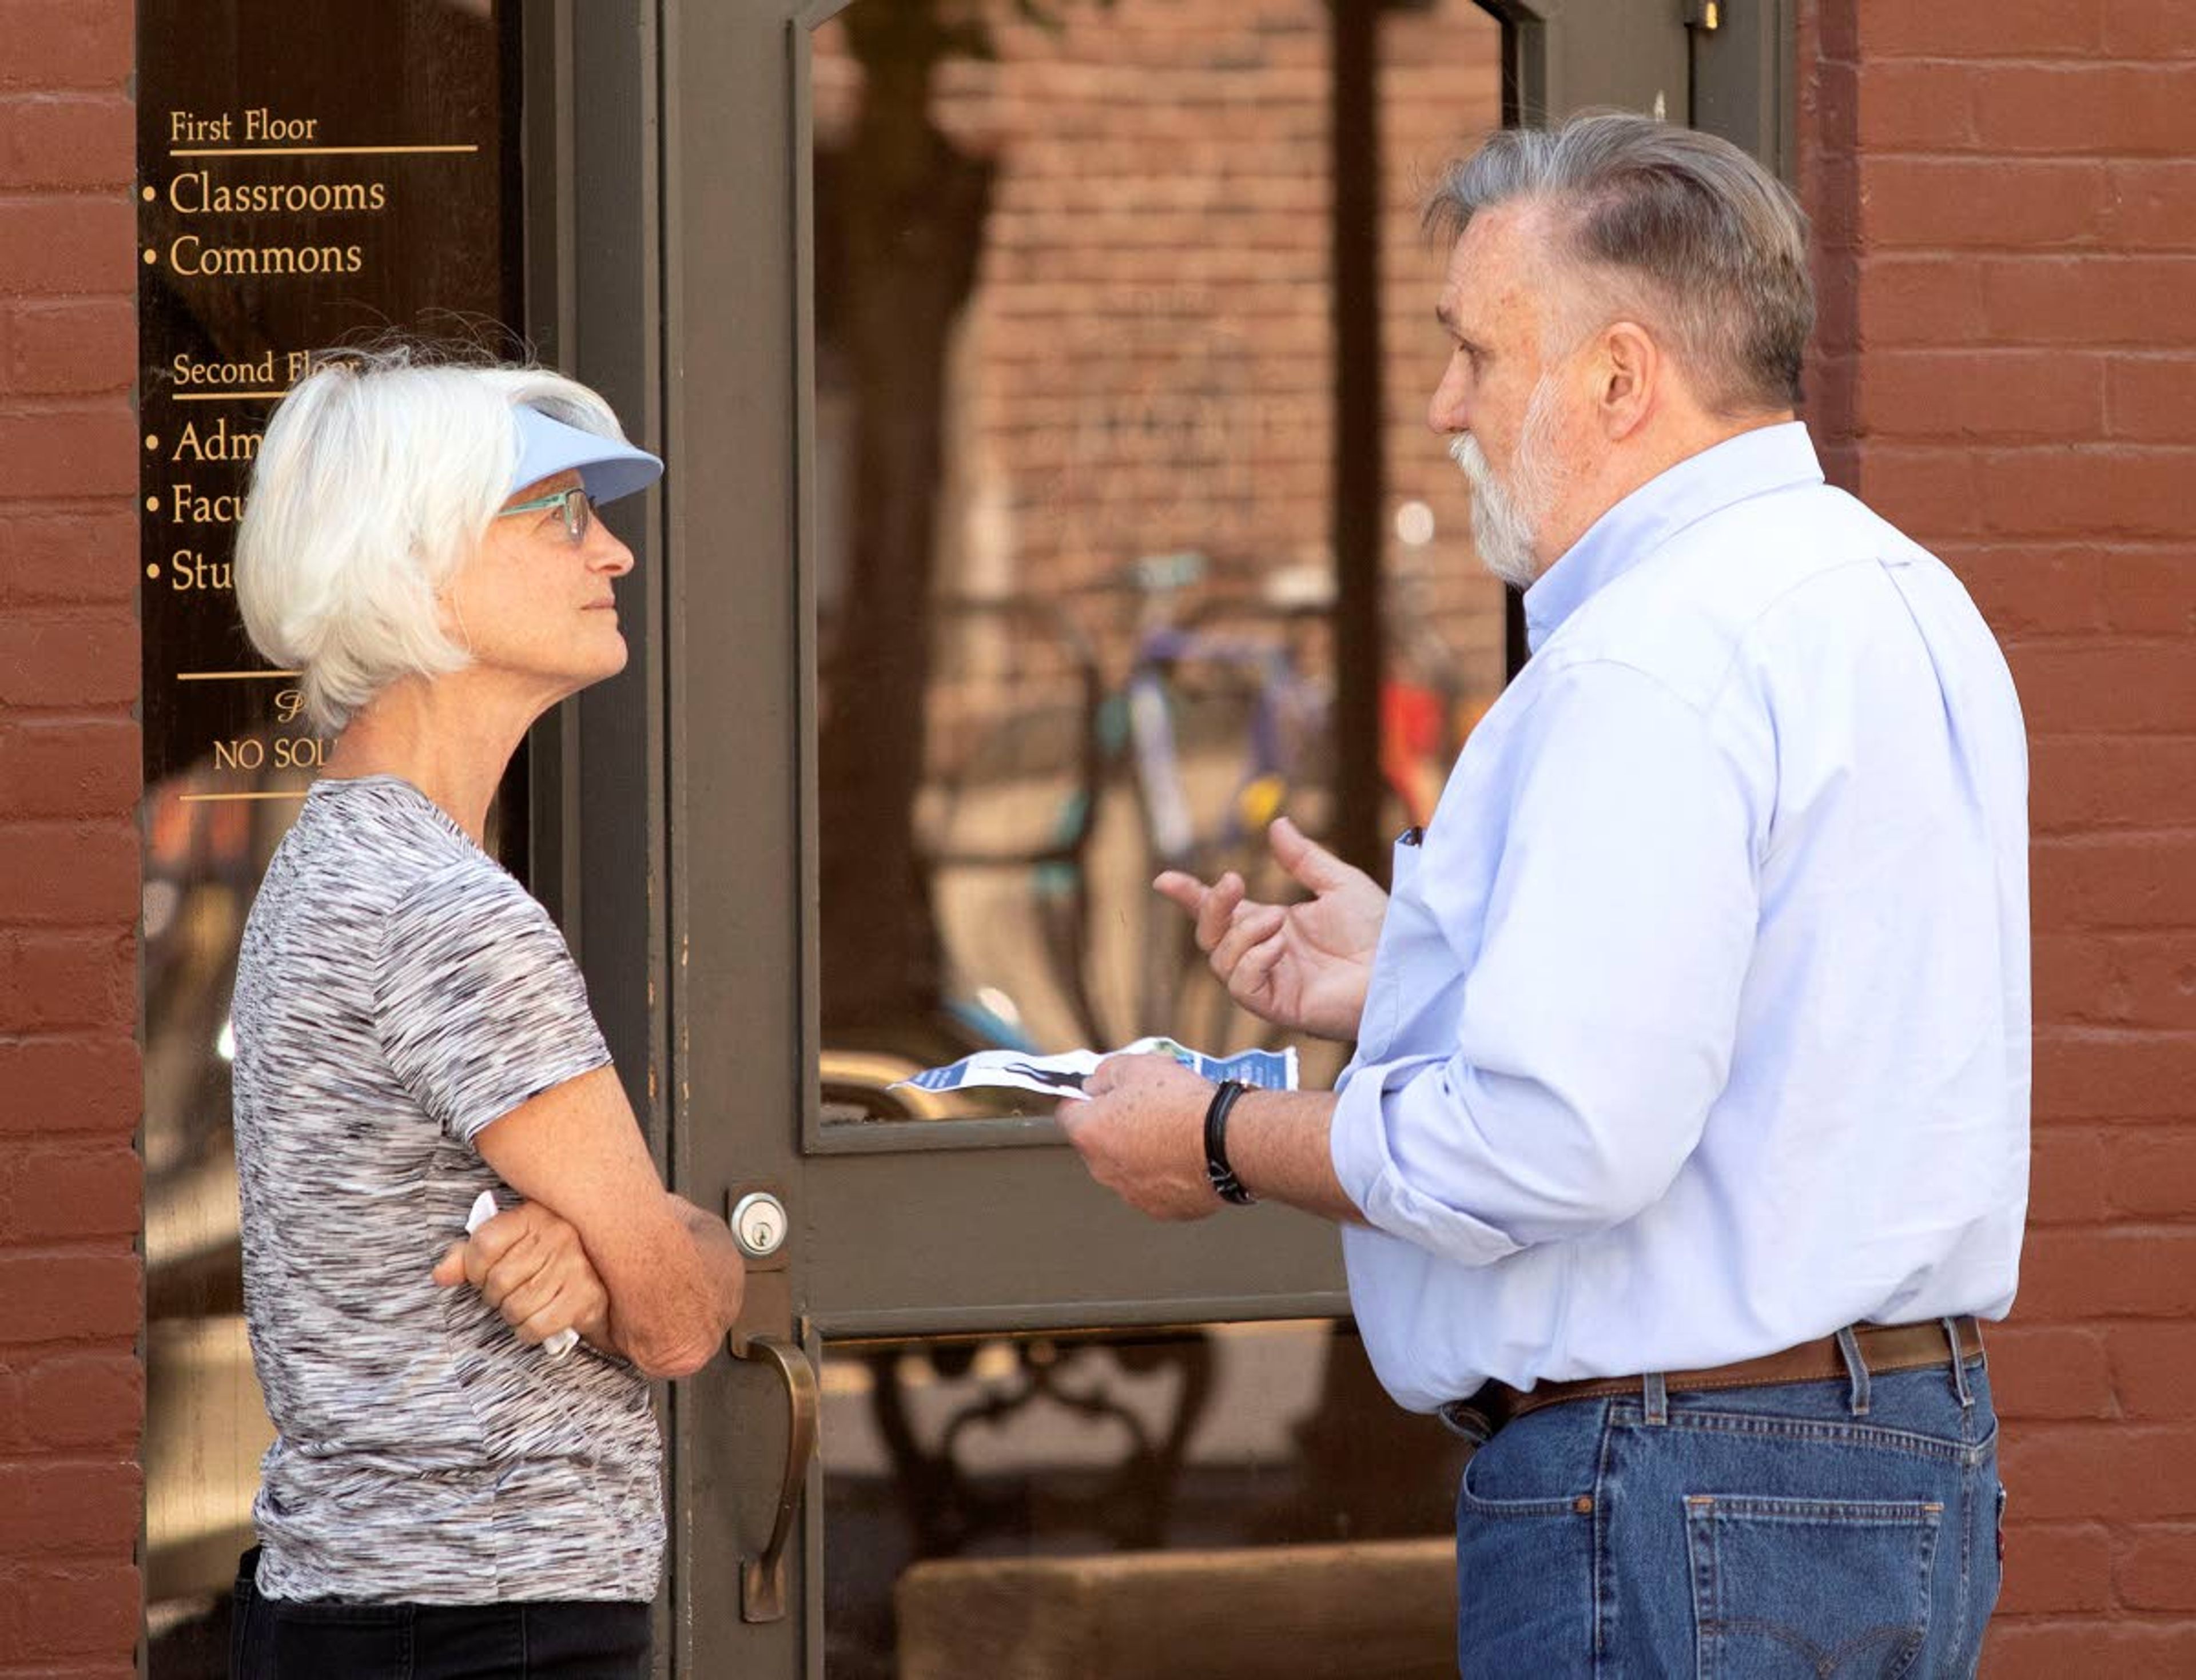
[658, 2, 1702, 1674]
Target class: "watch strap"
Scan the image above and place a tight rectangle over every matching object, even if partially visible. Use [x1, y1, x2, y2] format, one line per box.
[1202, 1080, 1257, 1206]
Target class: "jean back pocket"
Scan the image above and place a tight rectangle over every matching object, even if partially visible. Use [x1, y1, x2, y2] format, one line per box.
[1685, 1494, 1941, 1679]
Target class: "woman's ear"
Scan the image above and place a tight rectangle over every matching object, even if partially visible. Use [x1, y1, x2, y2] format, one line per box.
[434, 579, 474, 654]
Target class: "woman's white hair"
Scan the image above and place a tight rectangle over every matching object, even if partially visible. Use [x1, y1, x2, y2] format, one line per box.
[234, 345, 631, 735]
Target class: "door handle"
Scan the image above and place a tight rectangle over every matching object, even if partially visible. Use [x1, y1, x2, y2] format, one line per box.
[727, 1325, 819, 1623]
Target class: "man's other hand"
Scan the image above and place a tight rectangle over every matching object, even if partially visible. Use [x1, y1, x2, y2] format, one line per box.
[1153, 816, 1386, 1040]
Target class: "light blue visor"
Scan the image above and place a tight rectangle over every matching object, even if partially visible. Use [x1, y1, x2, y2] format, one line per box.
[508, 405, 663, 504]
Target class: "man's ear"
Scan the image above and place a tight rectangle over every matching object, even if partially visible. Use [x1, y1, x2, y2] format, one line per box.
[1596, 320, 1658, 441]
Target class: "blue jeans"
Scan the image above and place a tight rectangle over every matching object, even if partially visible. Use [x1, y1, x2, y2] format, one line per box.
[230, 1549, 651, 1679]
[1453, 1346, 2002, 1677]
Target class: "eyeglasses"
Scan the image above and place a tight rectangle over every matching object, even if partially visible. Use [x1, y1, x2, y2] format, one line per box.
[498, 485, 594, 544]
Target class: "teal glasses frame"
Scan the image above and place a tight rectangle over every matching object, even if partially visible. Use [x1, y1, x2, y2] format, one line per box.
[498, 485, 594, 543]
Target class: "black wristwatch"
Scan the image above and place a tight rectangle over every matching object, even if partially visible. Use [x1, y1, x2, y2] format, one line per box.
[1202, 1080, 1257, 1205]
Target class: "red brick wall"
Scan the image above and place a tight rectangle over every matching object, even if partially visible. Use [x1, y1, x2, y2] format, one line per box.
[1803, 2, 2196, 1671]
[0, 2, 146, 1674]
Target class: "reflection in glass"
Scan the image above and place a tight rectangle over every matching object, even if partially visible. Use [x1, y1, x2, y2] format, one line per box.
[809, 0, 1506, 1116]
[822, 1323, 1470, 1680]
[142, 786, 291, 1673]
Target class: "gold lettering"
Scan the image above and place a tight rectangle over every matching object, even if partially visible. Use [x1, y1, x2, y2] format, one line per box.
[272, 735, 325, 770]
[169, 235, 365, 278]
[167, 110, 234, 144]
[171, 419, 262, 464]
[172, 351, 279, 387]
[168, 170, 387, 216]
[168, 485, 246, 525]
[213, 738, 265, 771]
[243, 109, 320, 144]
[168, 549, 233, 591]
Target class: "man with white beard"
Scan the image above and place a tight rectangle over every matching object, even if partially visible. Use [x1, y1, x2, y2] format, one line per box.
[1059, 113, 2029, 1675]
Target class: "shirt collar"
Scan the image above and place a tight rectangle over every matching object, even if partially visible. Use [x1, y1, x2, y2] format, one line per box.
[1521, 420, 1824, 652]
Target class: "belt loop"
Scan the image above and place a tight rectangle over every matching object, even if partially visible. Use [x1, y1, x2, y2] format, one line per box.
[1642, 1371, 1668, 1426]
[1437, 1399, 1493, 1445]
[1835, 1325, 1871, 1418]
[1943, 1316, 1974, 1410]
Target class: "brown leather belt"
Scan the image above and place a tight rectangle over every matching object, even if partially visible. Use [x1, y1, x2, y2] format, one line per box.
[1443, 1316, 1985, 1439]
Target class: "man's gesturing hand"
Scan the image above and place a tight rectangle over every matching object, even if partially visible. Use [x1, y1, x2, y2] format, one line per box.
[1154, 816, 1387, 1041]
[434, 1200, 614, 1352]
[1059, 1054, 1223, 1221]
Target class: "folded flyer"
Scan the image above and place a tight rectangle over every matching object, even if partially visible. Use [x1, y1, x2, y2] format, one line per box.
[897, 1036, 1298, 1101]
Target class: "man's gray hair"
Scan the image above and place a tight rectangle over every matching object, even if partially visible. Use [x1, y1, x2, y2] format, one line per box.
[1425, 113, 1813, 414]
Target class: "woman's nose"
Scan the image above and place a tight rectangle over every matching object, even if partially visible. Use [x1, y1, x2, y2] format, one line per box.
[591, 530, 636, 578]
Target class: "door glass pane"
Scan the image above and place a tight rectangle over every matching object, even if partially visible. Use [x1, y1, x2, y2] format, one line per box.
[822, 1322, 1471, 1680]
[809, 0, 1506, 1121]
[1377, 2, 1513, 829]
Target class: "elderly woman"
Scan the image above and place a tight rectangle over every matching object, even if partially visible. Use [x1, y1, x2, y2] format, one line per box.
[225, 348, 744, 1678]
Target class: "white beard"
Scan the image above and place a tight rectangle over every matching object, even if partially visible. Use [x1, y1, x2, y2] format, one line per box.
[1451, 376, 1564, 590]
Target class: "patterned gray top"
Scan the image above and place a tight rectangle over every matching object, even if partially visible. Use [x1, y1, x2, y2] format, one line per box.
[230, 775, 663, 1604]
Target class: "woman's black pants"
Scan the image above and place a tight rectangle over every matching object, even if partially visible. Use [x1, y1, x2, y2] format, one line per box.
[231, 1548, 652, 1679]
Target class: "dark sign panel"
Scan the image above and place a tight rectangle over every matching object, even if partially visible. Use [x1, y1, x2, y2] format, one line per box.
[135, 5, 522, 1650]
[137, 0, 518, 796]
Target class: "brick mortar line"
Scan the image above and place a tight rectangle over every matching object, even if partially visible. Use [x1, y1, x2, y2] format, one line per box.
[1848, 442, 2196, 455]
[1972, 636, 2196, 651]
[1851, 251, 2196, 260]
[0, 1030, 150, 1040]
[1998, 638, 2196, 651]
[0, 399, 145, 414]
[1946, 535, 2196, 546]
[1856, 348, 2196, 361]
[0, 918, 154, 931]
[2027, 829, 2196, 846]
[0, 714, 142, 724]
[1857, 150, 2196, 160]
[0, 1241, 144, 1257]
[1849, 343, 2196, 355]
[0, 1336, 140, 1350]
[1835, 57, 2196, 72]
[1851, 251, 2196, 262]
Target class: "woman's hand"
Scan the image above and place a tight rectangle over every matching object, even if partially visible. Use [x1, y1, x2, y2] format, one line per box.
[1154, 817, 1387, 1041]
[434, 1200, 614, 1352]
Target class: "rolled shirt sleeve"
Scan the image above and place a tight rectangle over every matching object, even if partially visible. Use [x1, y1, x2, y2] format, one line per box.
[1331, 656, 1763, 1267]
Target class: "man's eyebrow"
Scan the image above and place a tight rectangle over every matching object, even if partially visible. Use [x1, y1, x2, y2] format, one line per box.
[1434, 304, 1482, 351]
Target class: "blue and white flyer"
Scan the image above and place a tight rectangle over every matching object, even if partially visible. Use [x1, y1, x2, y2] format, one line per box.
[897, 1036, 1298, 1101]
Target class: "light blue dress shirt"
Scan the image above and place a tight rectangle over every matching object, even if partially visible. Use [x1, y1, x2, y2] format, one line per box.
[1330, 423, 2030, 1413]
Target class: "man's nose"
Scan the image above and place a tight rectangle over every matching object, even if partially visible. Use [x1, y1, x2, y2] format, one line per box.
[1427, 364, 1469, 436]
